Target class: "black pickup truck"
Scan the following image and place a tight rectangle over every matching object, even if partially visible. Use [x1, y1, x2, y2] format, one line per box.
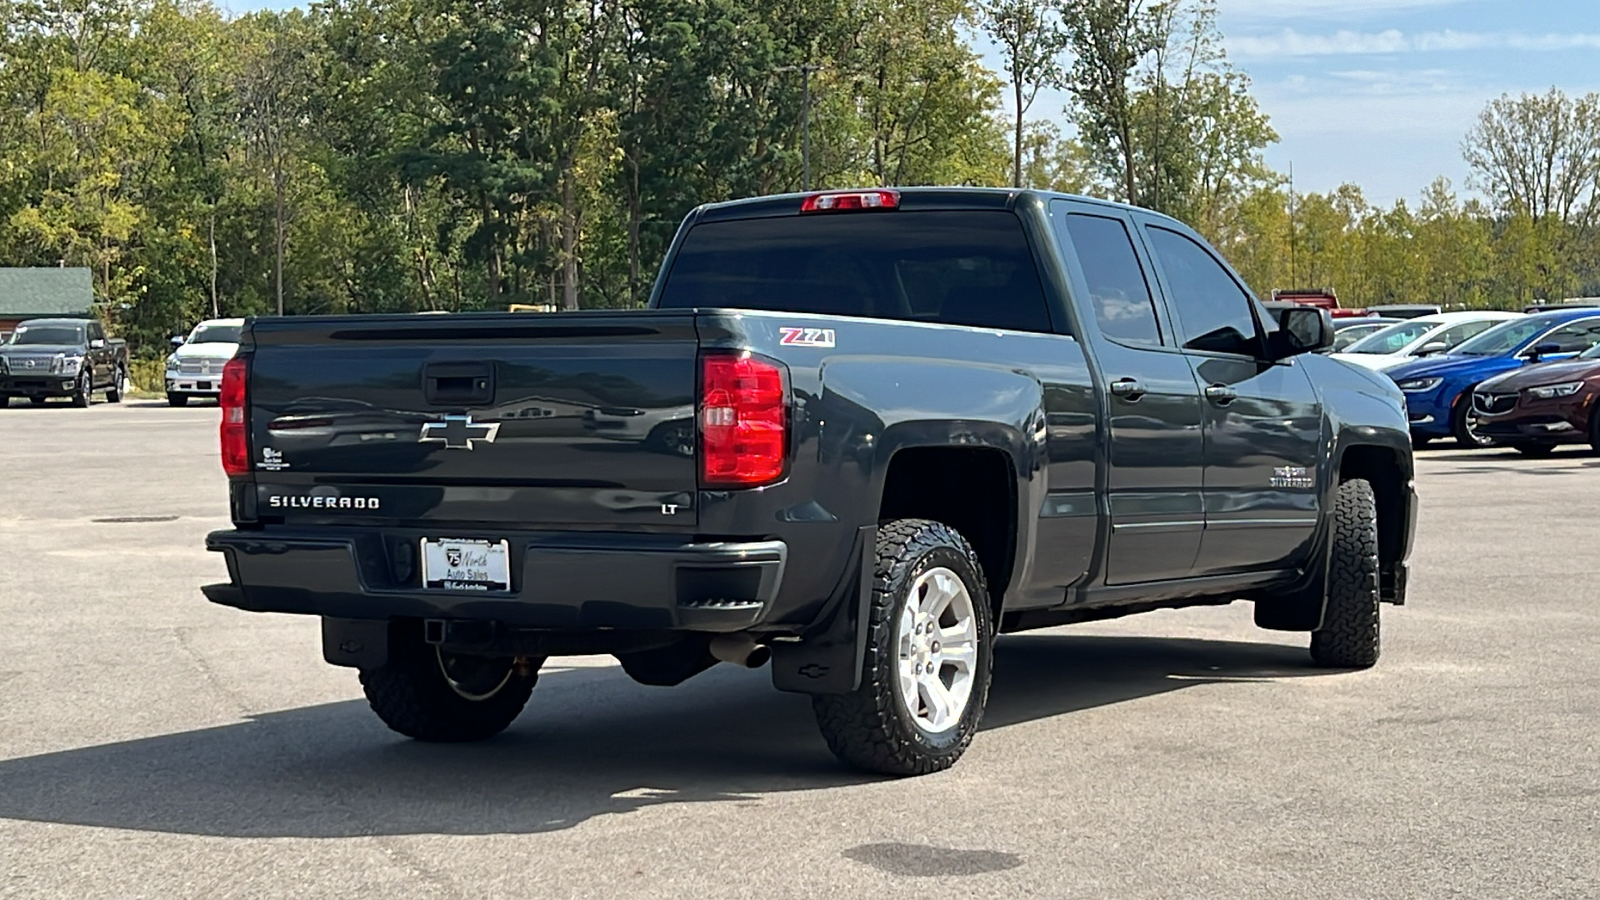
[0, 317, 129, 407]
[203, 188, 1415, 775]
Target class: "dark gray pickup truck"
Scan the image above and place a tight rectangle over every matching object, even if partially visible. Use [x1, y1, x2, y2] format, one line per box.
[0, 317, 129, 407]
[203, 188, 1416, 775]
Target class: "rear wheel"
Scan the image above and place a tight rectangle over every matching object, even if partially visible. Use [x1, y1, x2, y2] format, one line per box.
[812, 519, 994, 776]
[166, 392, 188, 408]
[1589, 412, 1600, 455]
[1310, 478, 1381, 669]
[1513, 442, 1556, 457]
[107, 366, 128, 403]
[360, 626, 539, 742]
[1411, 435, 1433, 450]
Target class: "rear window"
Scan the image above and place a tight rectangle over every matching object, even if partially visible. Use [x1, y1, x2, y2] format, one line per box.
[657, 211, 1055, 334]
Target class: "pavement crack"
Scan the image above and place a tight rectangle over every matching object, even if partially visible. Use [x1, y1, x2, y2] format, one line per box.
[171, 626, 254, 719]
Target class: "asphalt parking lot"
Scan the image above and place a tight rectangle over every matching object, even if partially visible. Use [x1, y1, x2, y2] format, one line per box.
[1, 403, 1597, 900]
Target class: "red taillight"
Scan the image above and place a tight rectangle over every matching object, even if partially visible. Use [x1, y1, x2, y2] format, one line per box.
[700, 354, 788, 487]
[220, 356, 249, 476]
[800, 190, 900, 213]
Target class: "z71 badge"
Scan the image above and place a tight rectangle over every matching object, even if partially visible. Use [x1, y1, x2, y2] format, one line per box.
[779, 326, 836, 348]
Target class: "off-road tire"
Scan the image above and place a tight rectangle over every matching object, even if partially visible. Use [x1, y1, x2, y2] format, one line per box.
[167, 393, 188, 407]
[359, 628, 537, 742]
[70, 371, 92, 408]
[812, 519, 994, 777]
[1451, 393, 1492, 448]
[107, 366, 127, 403]
[1512, 442, 1556, 457]
[1310, 478, 1381, 669]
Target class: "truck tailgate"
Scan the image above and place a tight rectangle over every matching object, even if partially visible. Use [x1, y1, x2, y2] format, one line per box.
[244, 313, 700, 528]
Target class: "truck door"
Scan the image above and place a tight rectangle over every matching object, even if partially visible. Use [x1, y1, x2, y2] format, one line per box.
[1137, 220, 1322, 575]
[1050, 201, 1205, 583]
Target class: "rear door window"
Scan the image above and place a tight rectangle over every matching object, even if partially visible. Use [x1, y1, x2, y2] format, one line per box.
[1063, 213, 1163, 347]
[658, 211, 1056, 334]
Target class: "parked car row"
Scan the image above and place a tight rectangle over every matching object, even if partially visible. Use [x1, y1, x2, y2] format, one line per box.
[1342, 307, 1600, 452]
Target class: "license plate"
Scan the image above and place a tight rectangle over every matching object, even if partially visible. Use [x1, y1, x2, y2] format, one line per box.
[420, 538, 511, 592]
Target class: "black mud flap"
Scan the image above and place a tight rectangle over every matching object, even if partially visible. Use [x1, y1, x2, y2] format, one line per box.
[770, 525, 875, 695]
[1254, 529, 1331, 632]
[321, 617, 389, 669]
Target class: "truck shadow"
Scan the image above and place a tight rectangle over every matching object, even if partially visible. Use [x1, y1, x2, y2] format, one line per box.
[0, 634, 1320, 839]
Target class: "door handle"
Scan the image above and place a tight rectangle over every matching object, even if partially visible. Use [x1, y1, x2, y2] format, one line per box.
[1109, 378, 1147, 401]
[1204, 384, 1237, 406]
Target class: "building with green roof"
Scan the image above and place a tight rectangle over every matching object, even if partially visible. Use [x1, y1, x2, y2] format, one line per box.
[0, 268, 95, 338]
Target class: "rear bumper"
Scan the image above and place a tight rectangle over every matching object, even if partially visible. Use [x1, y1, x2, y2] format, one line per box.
[203, 528, 788, 632]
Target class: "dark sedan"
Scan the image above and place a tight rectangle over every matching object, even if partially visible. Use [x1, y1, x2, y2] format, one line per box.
[1471, 342, 1600, 455]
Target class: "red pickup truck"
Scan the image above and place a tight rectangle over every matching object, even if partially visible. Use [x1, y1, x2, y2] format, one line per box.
[1273, 288, 1367, 319]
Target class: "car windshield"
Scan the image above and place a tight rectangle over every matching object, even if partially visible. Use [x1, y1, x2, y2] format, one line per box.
[9, 325, 84, 345]
[1453, 318, 1548, 356]
[188, 324, 241, 344]
[1344, 320, 1434, 354]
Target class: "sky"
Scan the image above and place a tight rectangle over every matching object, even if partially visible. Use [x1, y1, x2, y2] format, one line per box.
[232, 0, 1600, 208]
[1003, 0, 1600, 207]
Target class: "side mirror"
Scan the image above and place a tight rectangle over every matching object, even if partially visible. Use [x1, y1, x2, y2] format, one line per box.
[170, 335, 186, 347]
[1416, 341, 1449, 356]
[89, 338, 106, 350]
[1267, 306, 1335, 360]
[1525, 342, 1562, 362]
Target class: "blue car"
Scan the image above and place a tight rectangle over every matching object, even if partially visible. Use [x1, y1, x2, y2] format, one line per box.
[1385, 308, 1600, 447]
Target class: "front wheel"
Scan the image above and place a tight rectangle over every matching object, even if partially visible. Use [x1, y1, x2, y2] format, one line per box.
[69, 371, 92, 408]
[812, 519, 994, 776]
[1513, 442, 1556, 457]
[1311, 478, 1381, 669]
[1451, 394, 1493, 448]
[166, 393, 188, 408]
[359, 626, 539, 742]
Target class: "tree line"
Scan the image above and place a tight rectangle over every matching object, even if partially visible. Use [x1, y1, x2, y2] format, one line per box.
[2, 0, 1598, 359]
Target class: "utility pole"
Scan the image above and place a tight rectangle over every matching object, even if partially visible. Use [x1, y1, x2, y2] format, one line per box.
[777, 63, 824, 191]
[1288, 161, 1298, 287]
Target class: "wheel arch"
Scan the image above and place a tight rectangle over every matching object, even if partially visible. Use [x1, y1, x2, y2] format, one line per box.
[1337, 443, 1412, 606]
[877, 444, 1020, 625]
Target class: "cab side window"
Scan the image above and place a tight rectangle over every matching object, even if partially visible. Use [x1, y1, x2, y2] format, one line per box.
[1064, 213, 1163, 347]
[1145, 226, 1261, 357]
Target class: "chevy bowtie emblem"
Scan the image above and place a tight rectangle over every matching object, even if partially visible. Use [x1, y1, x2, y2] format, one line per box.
[420, 414, 500, 450]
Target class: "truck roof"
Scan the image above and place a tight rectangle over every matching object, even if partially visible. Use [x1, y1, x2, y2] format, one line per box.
[691, 186, 1185, 228]
[17, 317, 93, 327]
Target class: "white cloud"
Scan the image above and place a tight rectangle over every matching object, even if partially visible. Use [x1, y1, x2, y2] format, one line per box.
[1231, 29, 1600, 59]
[1218, 0, 1475, 22]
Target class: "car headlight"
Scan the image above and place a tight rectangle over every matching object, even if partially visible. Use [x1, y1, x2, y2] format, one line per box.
[1525, 381, 1583, 400]
[53, 355, 84, 375]
[1396, 377, 1442, 393]
[165, 355, 180, 372]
